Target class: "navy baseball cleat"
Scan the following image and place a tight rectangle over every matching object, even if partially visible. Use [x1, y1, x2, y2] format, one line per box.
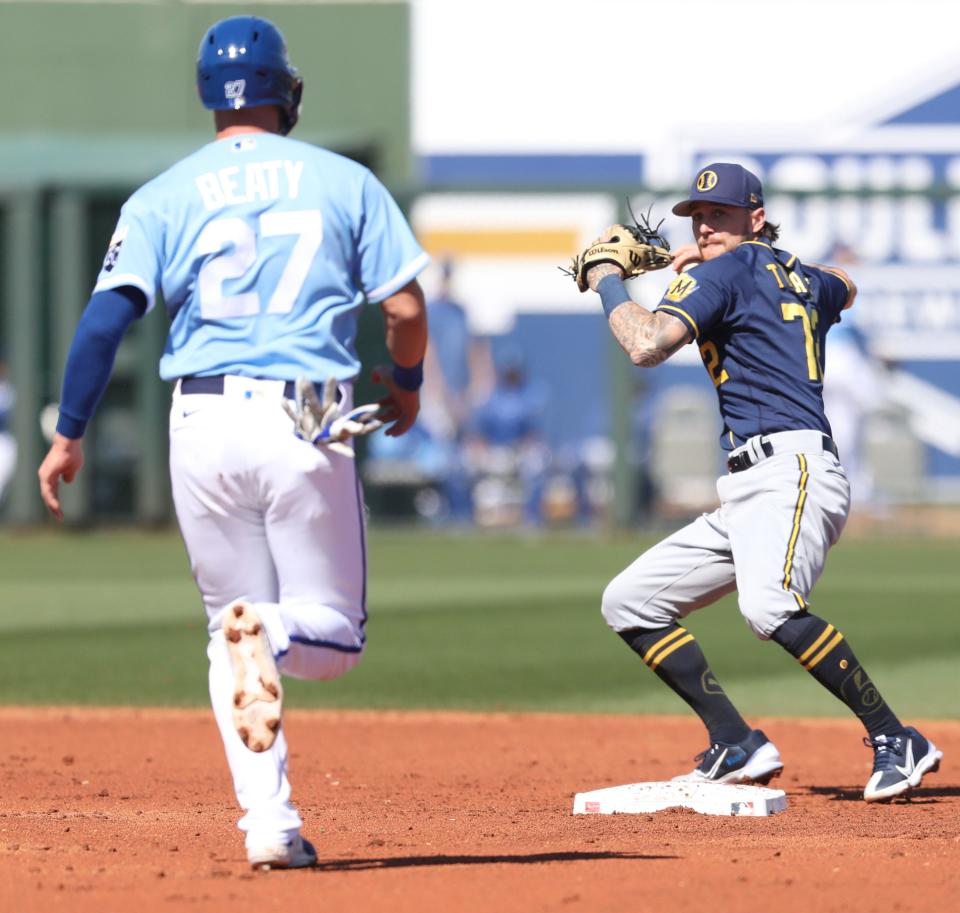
[248, 835, 317, 870]
[862, 726, 943, 802]
[673, 729, 784, 785]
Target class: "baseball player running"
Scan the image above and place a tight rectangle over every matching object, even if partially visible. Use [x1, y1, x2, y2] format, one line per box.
[577, 163, 942, 801]
[38, 16, 429, 867]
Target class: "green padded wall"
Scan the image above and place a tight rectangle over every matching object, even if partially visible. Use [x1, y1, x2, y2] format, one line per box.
[0, 1, 411, 183]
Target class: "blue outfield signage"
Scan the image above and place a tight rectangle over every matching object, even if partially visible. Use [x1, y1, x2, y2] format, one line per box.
[683, 150, 960, 358]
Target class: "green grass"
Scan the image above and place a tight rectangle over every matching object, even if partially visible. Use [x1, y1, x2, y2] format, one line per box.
[0, 528, 956, 718]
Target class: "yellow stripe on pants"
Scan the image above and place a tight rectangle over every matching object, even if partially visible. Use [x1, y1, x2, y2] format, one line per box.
[782, 454, 809, 598]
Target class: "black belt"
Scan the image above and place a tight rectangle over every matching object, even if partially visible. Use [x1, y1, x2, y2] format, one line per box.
[180, 375, 299, 398]
[727, 434, 838, 474]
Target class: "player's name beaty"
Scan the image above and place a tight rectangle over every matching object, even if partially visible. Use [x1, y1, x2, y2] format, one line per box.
[194, 160, 305, 212]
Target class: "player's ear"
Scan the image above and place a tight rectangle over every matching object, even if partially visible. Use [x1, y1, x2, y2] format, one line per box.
[750, 207, 766, 235]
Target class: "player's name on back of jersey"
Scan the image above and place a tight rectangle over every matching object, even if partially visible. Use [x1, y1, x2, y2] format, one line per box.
[195, 160, 305, 212]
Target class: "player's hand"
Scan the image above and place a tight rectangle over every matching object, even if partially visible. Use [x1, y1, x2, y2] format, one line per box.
[38, 433, 84, 521]
[371, 364, 420, 437]
[671, 243, 704, 273]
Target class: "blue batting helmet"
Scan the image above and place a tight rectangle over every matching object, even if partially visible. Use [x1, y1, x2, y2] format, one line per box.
[197, 16, 303, 135]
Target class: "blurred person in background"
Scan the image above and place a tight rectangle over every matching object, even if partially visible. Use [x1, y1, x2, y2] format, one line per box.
[419, 259, 483, 522]
[421, 259, 473, 441]
[819, 243, 885, 511]
[0, 354, 15, 503]
[365, 258, 483, 524]
[822, 321, 885, 509]
[464, 346, 549, 527]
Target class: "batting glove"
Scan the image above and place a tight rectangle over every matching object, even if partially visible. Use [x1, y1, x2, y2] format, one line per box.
[282, 376, 385, 458]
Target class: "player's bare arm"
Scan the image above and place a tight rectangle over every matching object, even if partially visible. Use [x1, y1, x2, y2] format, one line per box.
[381, 279, 427, 362]
[376, 278, 427, 436]
[608, 303, 691, 367]
[586, 263, 692, 367]
[809, 263, 858, 309]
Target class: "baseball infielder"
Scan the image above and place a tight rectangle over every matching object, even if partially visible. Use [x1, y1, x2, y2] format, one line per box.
[38, 16, 429, 868]
[581, 163, 941, 801]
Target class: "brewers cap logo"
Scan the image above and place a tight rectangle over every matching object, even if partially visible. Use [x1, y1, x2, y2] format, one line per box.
[696, 170, 718, 192]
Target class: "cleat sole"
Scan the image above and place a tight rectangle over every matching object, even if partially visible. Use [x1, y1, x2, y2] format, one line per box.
[224, 601, 282, 753]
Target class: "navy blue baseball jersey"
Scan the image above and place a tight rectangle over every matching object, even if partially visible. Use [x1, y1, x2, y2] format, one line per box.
[654, 241, 851, 450]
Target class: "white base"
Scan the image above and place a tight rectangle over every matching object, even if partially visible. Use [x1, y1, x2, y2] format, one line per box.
[573, 780, 788, 817]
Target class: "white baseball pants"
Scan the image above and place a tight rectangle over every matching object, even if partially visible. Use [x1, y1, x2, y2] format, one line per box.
[168, 376, 367, 849]
[602, 430, 851, 639]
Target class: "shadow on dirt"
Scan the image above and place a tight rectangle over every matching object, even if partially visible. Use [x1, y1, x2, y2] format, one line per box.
[313, 851, 678, 871]
[805, 785, 960, 802]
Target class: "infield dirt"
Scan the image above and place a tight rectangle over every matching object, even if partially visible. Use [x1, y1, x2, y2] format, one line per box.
[1, 709, 957, 913]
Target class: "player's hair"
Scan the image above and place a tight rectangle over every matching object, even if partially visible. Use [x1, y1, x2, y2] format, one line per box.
[760, 220, 781, 242]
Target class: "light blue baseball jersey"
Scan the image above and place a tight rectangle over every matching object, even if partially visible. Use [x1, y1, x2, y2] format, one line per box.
[94, 133, 429, 382]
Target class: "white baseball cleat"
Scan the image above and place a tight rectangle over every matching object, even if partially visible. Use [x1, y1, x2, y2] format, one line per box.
[224, 601, 282, 753]
[248, 835, 317, 871]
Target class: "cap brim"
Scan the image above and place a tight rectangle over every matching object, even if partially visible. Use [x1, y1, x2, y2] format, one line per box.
[671, 196, 757, 217]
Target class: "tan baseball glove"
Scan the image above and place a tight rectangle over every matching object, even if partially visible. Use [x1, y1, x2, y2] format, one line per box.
[562, 209, 673, 292]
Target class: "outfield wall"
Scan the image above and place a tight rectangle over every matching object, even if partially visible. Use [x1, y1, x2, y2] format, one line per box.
[0, 1, 411, 183]
[1, 1, 958, 524]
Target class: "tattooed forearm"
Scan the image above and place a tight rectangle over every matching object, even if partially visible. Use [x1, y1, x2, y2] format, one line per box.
[607, 302, 691, 367]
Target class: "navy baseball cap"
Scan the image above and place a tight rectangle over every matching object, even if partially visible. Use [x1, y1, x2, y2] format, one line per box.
[672, 163, 764, 216]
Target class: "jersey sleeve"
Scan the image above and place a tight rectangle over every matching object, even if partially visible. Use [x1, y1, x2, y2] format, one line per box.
[653, 263, 731, 341]
[809, 266, 851, 324]
[356, 171, 429, 303]
[92, 193, 163, 312]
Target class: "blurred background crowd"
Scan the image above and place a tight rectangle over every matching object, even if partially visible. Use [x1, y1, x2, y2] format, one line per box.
[1, 0, 958, 532]
[360, 254, 921, 530]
